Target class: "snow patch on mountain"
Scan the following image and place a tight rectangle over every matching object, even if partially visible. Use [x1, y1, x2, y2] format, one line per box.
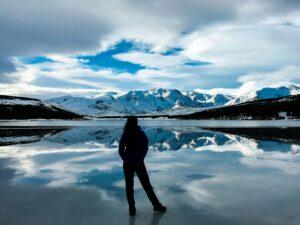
[227, 85, 300, 105]
[0, 95, 55, 109]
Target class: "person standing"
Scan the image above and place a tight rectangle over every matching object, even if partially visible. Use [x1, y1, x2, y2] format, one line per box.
[119, 116, 167, 216]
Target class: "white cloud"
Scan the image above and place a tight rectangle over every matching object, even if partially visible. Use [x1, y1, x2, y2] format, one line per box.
[2, 56, 185, 98]
[0, 83, 102, 98]
[238, 65, 300, 85]
[181, 24, 300, 69]
[196, 66, 300, 96]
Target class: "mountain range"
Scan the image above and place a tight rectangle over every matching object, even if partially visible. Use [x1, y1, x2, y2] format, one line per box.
[1, 84, 299, 119]
[48, 85, 300, 116]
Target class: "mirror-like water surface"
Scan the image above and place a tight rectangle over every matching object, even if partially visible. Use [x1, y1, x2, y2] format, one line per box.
[0, 121, 299, 225]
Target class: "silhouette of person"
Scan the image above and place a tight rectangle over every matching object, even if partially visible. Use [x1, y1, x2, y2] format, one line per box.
[119, 116, 167, 216]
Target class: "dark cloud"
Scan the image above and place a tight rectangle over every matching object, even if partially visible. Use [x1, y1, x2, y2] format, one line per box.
[123, 0, 239, 32]
[0, 58, 16, 82]
[266, 0, 300, 13]
[0, 0, 112, 78]
[0, 1, 112, 56]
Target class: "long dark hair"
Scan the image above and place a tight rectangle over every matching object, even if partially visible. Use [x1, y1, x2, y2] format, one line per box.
[122, 116, 139, 143]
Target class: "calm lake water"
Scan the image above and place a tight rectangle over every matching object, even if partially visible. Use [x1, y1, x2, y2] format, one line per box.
[0, 120, 299, 225]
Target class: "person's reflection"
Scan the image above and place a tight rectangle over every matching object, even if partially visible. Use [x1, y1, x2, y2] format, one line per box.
[149, 213, 164, 225]
[128, 213, 165, 225]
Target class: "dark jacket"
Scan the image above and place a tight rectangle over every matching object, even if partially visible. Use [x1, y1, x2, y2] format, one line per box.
[119, 126, 148, 164]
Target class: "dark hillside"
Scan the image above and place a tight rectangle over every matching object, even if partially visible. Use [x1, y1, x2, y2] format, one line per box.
[171, 94, 300, 120]
[0, 95, 83, 120]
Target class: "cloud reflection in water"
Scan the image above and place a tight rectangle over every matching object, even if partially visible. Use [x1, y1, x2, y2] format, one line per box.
[0, 126, 299, 225]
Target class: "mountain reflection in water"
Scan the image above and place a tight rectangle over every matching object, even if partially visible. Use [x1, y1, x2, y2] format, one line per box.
[0, 126, 299, 225]
[1, 127, 300, 151]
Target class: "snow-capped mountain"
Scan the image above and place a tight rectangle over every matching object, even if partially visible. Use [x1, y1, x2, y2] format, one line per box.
[49, 88, 233, 116]
[227, 85, 300, 105]
[185, 91, 233, 106]
[48, 85, 300, 117]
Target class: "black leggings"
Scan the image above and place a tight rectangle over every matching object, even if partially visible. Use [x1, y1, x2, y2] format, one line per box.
[123, 162, 160, 208]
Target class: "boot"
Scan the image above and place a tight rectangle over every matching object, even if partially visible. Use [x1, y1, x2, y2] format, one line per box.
[153, 204, 167, 212]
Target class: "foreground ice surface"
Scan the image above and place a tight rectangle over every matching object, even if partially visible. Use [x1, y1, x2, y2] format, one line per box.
[0, 123, 299, 225]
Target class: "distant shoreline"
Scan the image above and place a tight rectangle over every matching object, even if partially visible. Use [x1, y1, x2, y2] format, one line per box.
[1, 119, 300, 128]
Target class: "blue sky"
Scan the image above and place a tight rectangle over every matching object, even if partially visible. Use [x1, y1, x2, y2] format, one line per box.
[78, 41, 146, 74]
[1, 0, 300, 98]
